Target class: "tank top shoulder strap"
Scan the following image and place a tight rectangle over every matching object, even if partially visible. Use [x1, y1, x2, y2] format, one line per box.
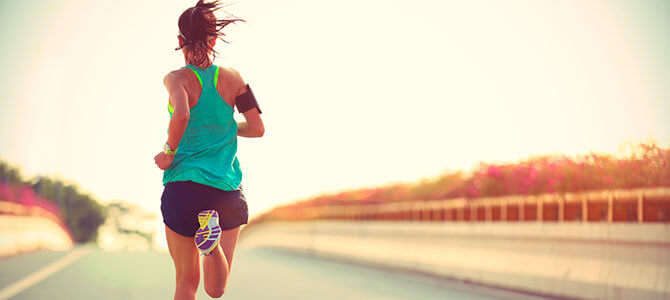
[184, 65, 204, 86]
[167, 65, 221, 115]
[184, 64, 220, 89]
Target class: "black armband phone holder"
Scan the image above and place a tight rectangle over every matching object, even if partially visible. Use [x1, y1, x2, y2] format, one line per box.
[235, 84, 262, 114]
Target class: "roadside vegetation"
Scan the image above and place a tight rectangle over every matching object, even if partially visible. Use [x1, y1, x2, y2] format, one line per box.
[0, 162, 106, 243]
[267, 141, 669, 211]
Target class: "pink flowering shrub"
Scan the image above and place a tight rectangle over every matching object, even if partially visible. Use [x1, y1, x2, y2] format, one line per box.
[0, 183, 64, 218]
[268, 142, 669, 217]
[459, 142, 669, 199]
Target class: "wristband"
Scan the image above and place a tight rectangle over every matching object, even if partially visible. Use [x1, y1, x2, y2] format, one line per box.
[163, 143, 177, 156]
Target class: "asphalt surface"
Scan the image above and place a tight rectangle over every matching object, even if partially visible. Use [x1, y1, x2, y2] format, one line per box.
[0, 246, 550, 300]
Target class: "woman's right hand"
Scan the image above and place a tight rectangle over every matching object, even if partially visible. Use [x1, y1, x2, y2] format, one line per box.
[154, 152, 175, 170]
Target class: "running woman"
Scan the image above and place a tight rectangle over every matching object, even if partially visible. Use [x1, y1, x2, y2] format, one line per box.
[153, 1, 264, 299]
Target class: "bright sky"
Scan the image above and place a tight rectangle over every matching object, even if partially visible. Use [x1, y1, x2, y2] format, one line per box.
[1, 0, 669, 222]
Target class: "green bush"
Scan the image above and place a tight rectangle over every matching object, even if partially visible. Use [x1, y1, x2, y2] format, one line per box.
[0, 161, 106, 244]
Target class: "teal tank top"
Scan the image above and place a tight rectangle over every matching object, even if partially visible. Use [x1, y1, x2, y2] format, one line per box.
[163, 64, 242, 191]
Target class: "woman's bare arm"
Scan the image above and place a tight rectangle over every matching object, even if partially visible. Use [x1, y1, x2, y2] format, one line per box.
[237, 108, 264, 137]
[165, 72, 191, 149]
[231, 71, 264, 138]
[154, 72, 190, 170]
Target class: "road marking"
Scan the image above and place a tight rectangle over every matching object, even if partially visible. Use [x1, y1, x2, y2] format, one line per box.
[0, 247, 90, 300]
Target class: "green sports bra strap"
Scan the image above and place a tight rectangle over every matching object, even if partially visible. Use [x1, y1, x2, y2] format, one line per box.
[186, 66, 203, 87]
[214, 66, 220, 88]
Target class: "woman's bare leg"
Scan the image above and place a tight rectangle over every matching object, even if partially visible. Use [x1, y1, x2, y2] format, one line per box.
[202, 226, 242, 298]
[165, 225, 200, 300]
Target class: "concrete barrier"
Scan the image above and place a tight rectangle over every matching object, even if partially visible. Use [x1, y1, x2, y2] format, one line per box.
[241, 221, 670, 300]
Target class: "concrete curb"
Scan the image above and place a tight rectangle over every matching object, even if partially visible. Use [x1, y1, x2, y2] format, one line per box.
[241, 221, 670, 300]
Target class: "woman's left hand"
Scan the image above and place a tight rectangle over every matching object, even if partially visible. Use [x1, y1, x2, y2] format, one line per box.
[154, 152, 175, 170]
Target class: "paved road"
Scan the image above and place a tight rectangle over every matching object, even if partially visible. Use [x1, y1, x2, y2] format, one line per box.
[0, 246, 550, 300]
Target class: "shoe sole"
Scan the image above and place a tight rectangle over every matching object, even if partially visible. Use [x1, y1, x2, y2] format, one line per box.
[194, 210, 221, 255]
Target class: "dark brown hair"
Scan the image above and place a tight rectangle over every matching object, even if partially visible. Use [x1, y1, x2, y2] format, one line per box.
[176, 0, 244, 67]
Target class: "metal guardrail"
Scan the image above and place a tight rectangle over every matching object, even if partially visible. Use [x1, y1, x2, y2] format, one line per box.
[268, 187, 670, 223]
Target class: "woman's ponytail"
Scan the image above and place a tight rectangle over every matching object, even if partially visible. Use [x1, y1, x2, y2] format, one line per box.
[176, 0, 244, 67]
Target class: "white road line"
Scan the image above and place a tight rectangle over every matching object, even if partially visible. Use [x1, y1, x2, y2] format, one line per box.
[0, 247, 90, 300]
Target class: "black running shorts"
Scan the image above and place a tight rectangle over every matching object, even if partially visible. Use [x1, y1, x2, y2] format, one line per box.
[160, 180, 249, 237]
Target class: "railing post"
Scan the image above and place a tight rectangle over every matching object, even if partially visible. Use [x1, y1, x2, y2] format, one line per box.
[431, 203, 437, 221]
[501, 200, 507, 222]
[422, 203, 427, 221]
[438, 205, 444, 222]
[423, 202, 428, 221]
[414, 203, 421, 222]
[582, 196, 588, 222]
[519, 198, 525, 222]
[637, 192, 644, 223]
[430, 203, 435, 221]
[537, 197, 543, 222]
[558, 195, 564, 222]
[470, 202, 477, 222]
[431, 203, 436, 222]
[607, 192, 614, 223]
[485, 201, 492, 222]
